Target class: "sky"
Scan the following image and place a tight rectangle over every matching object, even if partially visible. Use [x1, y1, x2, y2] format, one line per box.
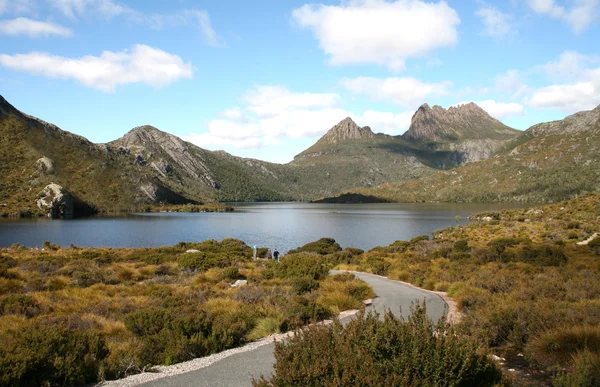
[1, 0, 599, 163]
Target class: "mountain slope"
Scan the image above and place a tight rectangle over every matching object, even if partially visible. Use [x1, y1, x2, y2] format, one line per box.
[346, 105, 600, 203]
[402, 103, 521, 163]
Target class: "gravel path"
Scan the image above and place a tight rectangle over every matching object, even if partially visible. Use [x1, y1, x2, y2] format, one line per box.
[100, 271, 448, 387]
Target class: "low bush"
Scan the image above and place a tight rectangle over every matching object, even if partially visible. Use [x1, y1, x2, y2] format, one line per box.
[0, 321, 108, 386]
[0, 294, 40, 317]
[274, 254, 328, 281]
[287, 238, 342, 255]
[254, 304, 504, 387]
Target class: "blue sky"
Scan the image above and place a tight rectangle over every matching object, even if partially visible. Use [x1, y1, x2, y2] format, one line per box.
[1, 0, 599, 163]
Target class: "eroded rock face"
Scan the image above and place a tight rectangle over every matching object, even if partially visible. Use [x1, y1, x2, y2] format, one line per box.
[319, 117, 375, 144]
[36, 157, 54, 175]
[36, 183, 74, 219]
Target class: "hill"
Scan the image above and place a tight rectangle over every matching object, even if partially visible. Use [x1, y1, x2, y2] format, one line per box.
[339, 105, 600, 203]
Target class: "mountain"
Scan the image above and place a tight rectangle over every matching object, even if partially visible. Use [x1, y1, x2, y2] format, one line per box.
[339, 105, 600, 203]
[402, 103, 521, 163]
[8, 93, 585, 217]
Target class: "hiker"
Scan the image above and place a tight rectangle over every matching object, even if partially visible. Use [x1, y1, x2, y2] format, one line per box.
[266, 248, 273, 259]
[253, 245, 257, 260]
[273, 249, 280, 261]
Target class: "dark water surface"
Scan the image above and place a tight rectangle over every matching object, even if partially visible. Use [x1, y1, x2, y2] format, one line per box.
[0, 202, 525, 252]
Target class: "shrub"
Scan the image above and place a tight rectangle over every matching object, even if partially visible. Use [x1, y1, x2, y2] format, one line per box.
[279, 296, 332, 332]
[0, 322, 108, 386]
[274, 254, 328, 281]
[0, 294, 40, 317]
[287, 238, 342, 255]
[290, 277, 320, 294]
[0, 255, 17, 278]
[553, 350, 600, 387]
[454, 239, 470, 252]
[526, 325, 600, 370]
[365, 256, 390, 275]
[254, 304, 503, 387]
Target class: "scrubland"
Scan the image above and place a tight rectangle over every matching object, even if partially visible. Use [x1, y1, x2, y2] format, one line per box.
[0, 239, 372, 386]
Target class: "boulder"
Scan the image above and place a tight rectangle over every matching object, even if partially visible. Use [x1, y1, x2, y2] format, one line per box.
[36, 183, 74, 219]
[36, 156, 54, 175]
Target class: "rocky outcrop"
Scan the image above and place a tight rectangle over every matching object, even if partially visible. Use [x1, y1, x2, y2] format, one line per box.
[319, 117, 375, 144]
[36, 183, 74, 219]
[403, 103, 519, 143]
[36, 157, 55, 175]
[528, 105, 600, 137]
[402, 103, 521, 163]
[110, 126, 219, 189]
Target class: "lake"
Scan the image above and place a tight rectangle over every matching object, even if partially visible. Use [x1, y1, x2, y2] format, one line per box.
[0, 202, 525, 252]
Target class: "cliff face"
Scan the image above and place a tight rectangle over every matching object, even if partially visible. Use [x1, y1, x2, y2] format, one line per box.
[402, 103, 521, 162]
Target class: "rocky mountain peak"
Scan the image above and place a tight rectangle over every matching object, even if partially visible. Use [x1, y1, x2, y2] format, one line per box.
[319, 117, 374, 144]
[403, 102, 517, 144]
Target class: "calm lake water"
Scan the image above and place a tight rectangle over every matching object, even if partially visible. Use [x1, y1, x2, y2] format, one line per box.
[0, 202, 526, 252]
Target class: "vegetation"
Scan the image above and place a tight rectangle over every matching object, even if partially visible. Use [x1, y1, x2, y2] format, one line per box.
[0, 238, 373, 385]
[331, 193, 600, 385]
[254, 304, 505, 387]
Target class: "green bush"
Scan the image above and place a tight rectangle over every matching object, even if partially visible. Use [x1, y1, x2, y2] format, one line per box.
[365, 256, 390, 275]
[254, 304, 504, 387]
[287, 238, 342, 255]
[0, 322, 108, 386]
[290, 277, 320, 294]
[279, 296, 332, 332]
[0, 294, 40, 317]
[274, 254, 328, 281]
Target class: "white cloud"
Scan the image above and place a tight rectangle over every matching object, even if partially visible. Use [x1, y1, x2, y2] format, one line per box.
[46, 0, 224, 46]
[292, 0, 460, 70]
[495, 70, 529, 97]
[341, 76, 450, 107]
[243, 86, 340, 118]
[526, 0, 599, 33]
[529, 82, 599, 111]
[355, 110, 414, 135]
[47, 0, 134, 19]
[454, 100, 525, 119]
[0, 17, 72, 37]
[528, 51, 600, 111]
[0, 44, 193, 92]
[476, 6, 513, 38]
[184, 86, 351, 151]
[0, 0, 34, 15]
[542, 50, 598, 81]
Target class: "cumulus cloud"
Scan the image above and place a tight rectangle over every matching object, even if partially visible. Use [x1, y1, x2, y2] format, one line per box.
[341, 76, 450, 107]
[184, 85, 419, 154]
[526, 0, 599, 33]
[453, 100, 525, 119]
[529, 82, 599, 111]
[0, 17, 72, 37]
[529, 51, 600, 111]
[476, 6, 514, 38]
[355, 110, 414, 135]
[243, 86, 340, 118]
[0, 44, 193, 92]
[292, 0, 460, 70]
[495, 70, 529, 97]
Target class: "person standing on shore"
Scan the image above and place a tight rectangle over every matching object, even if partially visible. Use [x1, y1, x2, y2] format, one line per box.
[266, 248, 272, 260]
[273, 249, 279, 262]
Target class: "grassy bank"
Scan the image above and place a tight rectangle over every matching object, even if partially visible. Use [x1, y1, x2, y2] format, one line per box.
[0, 239, 373, 386]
